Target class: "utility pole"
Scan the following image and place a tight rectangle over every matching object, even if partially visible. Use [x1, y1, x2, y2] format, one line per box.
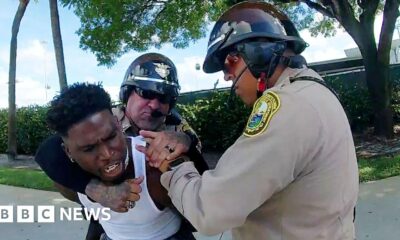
[40, 40, 49, 101]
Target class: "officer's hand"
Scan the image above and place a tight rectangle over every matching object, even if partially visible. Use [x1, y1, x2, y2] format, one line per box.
[85, 177, 143, 212]
[137, 130, 191, 168]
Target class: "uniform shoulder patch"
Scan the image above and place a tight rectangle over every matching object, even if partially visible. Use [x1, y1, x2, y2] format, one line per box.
[244, 91, 281, 137]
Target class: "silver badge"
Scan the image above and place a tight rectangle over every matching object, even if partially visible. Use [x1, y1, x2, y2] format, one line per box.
[154, 63, 170, 79]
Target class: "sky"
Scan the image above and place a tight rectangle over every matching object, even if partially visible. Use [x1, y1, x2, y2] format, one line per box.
[0, 0, 397, 108]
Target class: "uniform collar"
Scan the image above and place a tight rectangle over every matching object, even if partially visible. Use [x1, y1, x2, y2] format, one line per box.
[125, 119, 167, 135]
[273, 66, 308, 87]
[112, 107, 131, 132]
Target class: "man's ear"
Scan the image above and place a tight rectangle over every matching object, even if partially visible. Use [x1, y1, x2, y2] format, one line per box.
[61, 140, 74, 163]
[226, 53, 239, 64]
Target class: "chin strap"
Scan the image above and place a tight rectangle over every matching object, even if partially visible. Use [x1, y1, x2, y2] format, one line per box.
[225, 65, 248, 109]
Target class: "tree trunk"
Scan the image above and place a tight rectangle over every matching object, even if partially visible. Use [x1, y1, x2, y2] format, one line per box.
[343, 4, 396, 139]
[8, 0, 30, 161]
[361, 42, 394, 139]
[365, 60, 393, 138]
[49, 0, 68, 91]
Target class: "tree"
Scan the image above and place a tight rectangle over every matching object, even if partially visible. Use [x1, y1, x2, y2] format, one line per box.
[49, 0, 68, 90]
[280, 0, 399, 139]
[60, 0, 225, 66]
[8, 0, 30, 161]
[61, 0, 399, 138]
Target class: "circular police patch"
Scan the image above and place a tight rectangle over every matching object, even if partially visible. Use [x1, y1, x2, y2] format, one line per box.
[244, 91, 280, 137]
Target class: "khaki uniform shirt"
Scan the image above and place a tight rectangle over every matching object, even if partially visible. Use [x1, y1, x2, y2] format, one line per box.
[161, 66, 359, 239]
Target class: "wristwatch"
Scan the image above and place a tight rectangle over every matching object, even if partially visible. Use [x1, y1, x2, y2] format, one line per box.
[168, 156, 189, 171]
[159, 156, 190, 173]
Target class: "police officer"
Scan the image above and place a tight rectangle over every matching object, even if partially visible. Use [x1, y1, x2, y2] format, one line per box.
[114, 53, 205, 169]
[144, 2, 359, 239]
[35, 53, 208, 239]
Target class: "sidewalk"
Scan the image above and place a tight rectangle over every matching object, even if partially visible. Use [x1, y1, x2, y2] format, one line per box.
[355, 176, 400, 240]
[1, 176, 400, 239]
[0, 185, 231, 240]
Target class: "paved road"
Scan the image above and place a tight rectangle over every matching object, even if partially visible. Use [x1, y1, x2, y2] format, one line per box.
[1, 176, 400, 239]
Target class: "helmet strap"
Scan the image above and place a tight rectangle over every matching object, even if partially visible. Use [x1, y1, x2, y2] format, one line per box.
[226, 65, 248, 109]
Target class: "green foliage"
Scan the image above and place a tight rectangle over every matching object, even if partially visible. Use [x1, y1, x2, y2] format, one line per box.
[392, 76, 400, 123]
[177, 91, 251, 151]
[325, 74, 373, 132]
[57, 0, 341, 66]
[358, 156, 400, 182]
[0, 105, 52, 154]
[0, 109, 7, 153]
[0, 167, 56, 191]
[16, 105, 52, 154]
[308, 16, 337, 37]
[59, 0, 392, 72]
[61, 0, 217, 66]
[323, 65, 400, 131]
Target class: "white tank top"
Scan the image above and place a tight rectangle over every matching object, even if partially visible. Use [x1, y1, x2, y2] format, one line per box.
[78, 136, 181, 240]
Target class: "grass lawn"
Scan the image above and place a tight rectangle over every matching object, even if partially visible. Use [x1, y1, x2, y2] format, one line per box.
[358, 155, 400, 182]
[0, 156, 400, 191]
[0, 167, 56, 191]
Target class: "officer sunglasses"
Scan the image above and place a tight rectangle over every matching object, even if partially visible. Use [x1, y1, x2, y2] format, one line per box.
[134, 87, 173, 104]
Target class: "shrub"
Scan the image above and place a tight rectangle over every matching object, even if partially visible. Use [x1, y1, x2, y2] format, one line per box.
[177, 91, 251, 151]
[0, 105, 52, 154]
[325, 74, 373, 132]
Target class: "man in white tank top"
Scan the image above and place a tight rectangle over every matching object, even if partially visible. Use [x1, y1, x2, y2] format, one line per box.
[45, 82, 192, 240]
[78, 136, 181, 240]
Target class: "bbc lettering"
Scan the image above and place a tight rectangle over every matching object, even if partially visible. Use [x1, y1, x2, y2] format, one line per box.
[18, 206, 35, 223]
[0, 206, 54, 223]
[0, 206, 111, 223]
[1, 206, 12, 223]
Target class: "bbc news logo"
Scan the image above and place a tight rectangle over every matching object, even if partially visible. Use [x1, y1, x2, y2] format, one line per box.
[0, 205, 111, 223]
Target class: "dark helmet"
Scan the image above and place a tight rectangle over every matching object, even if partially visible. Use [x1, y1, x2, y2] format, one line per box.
[119, 53, 180, 104]
[203, 1, 307, 74]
